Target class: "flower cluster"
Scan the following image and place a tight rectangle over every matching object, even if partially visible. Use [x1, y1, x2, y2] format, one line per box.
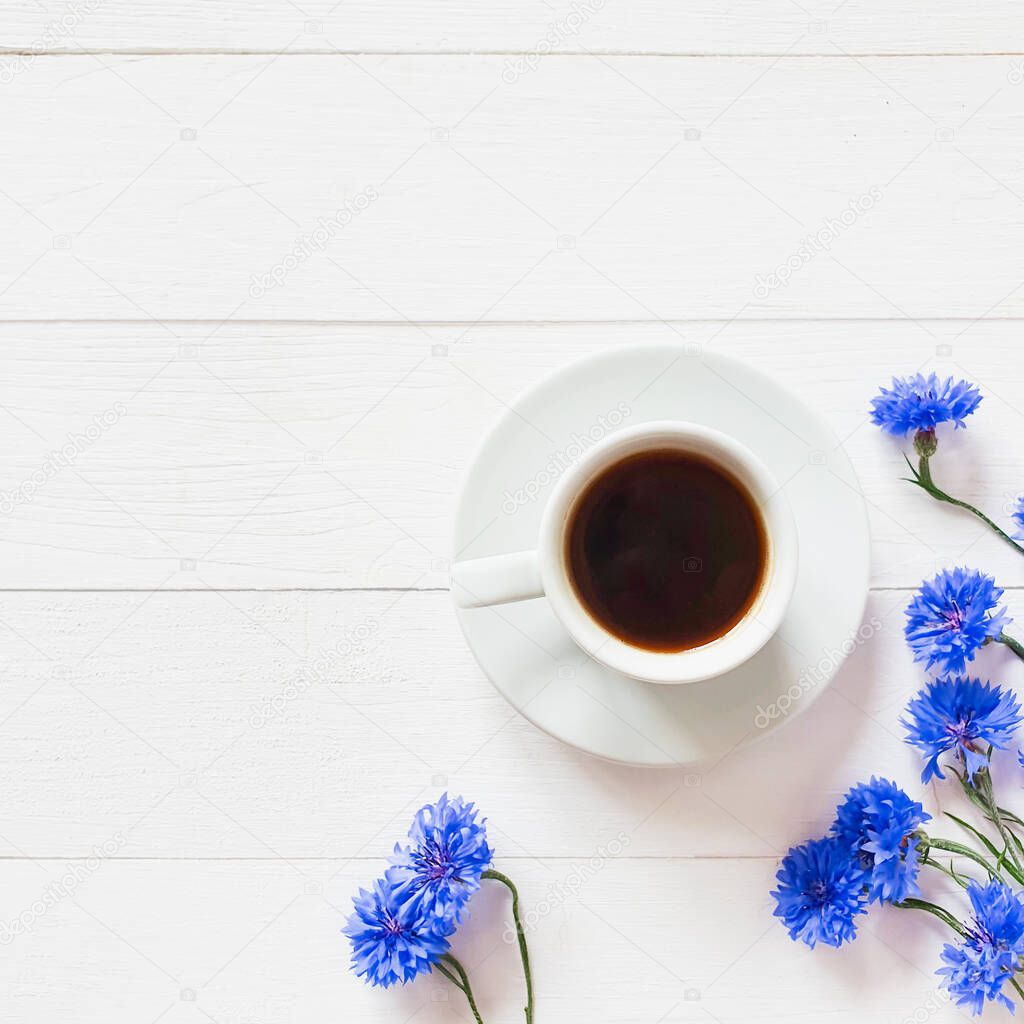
[344, 794, 492, 989]
[899, 590, 1024, 1015]
[771, 777, 928, 948]
[940, 880, 1024, 1016]
[774, 676, 1024, 1014]
[899, 565, 1024, 786]
[773, 373, 1024, 1016]
[344, 794, 533, 1021]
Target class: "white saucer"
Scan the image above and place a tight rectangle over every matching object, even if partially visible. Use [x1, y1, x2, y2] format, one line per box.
[451, 347, 871, 766]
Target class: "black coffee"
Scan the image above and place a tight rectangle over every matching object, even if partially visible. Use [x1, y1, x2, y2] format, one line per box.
[566, 450, 767, 652]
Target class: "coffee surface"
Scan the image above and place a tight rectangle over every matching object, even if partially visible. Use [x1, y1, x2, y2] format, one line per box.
[566, 450, 767, 652]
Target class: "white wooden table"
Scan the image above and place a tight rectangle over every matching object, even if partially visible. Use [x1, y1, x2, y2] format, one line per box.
[3, 4, 1024, 1021]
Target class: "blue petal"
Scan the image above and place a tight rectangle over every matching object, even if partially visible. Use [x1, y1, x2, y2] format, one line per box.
[771, 837, 867, 949]
[904, 567, 1009, 677]
[938, 879, 1024, 1015]
[390, 793, 493, 928]
[830, 777, 929, 905]
[902, 676, 1024, 784]
[870, 373, 982, 437]
[344, 869, 450, 988]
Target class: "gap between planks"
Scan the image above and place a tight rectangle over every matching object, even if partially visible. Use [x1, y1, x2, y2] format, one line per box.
[0, 854, 782, 862]
[7, 317, 1024, 327]
[0, 587, 453, 594]
[4, 49, 1024, 58]
[0, 586, 1004, 594]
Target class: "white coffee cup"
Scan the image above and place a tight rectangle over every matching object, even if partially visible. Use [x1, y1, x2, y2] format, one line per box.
[451, 421, 798, 685]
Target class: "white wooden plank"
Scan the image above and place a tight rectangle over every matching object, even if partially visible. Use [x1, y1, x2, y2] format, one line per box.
[4, 1, 1024, 55]
[0, 589, 1021, 858]
[2, 55, 1024, 321]
[0, 320, 1021, 590]
[9, 17, 1019, 1024]
[0, 855, 984, 1024]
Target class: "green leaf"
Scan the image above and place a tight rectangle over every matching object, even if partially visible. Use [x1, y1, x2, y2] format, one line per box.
[945, 814, 1024, 885]
[928, 834, 1002, 882]
[997, 806, 1024, 830]
[948, 859, 970, 888]
[1005, 825, 1024, 864]
[896, 898, 965, 936]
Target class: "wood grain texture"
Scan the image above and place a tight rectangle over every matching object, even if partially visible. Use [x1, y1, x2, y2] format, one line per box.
[2, 55, 1024, 321]
[1, 588, 1021, 859]
[1, 321, 1020, 589]
[4, 0, 1024, 55]
[0, 856, 978, 1024]
[7, 11, 1024, 1021]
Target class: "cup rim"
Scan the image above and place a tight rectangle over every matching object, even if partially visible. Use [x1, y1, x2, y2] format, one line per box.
[537, 420, 799, 684]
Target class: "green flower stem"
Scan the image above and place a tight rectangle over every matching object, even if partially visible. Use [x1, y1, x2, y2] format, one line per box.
[907, 454, 1024, 556]
[896, 898, 1024, 1012]
[951, 759, 1024, 881]
[922, 856, 971, 888]
[895, 897, 966, 936]
[999, 633, 1024, 663]
[483, 869, 534, 1024]
[927, 836, 1004, 881]
[973, 770, 1024, 876]
[439, 954, 485, 1024]
[947, 811, 1024, 885]
[434, 960, 464, 991]
[899, 890, 1024, 1009]
[998, 806, 1024, 830]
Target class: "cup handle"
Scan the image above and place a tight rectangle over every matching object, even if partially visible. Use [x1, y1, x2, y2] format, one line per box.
[450, 550, 544, 608]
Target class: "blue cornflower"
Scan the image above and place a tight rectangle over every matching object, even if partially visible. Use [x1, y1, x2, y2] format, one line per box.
[830, 777, 930, 905]
[771, 837, 867, 949]
[870, 373, 982, 437]
[938, 879, 1024, 1016]
[344, 868, 450, 988]
[1013, 495, 1024, 542]
[905, 568, 1010, 676]
[902, 677, 1024, 784]
[391, 793, 492, 926]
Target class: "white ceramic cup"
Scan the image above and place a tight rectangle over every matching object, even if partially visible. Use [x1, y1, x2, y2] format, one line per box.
[451, 421, 798, 684]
